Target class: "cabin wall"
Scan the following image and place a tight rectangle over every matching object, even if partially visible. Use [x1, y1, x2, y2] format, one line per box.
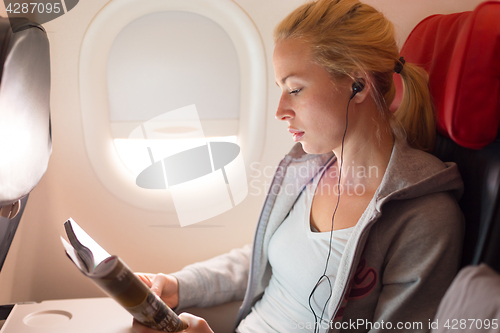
[0, 0, 487, 305]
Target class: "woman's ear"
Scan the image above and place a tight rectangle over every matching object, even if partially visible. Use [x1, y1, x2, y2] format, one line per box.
[350, 76, 370, 103]
[350, 80, 365, 99]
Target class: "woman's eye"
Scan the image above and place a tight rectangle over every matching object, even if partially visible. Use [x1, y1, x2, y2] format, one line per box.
[289, 88, 301, 95]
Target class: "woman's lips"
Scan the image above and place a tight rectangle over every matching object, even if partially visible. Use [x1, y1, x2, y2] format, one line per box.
[288, 128, 305, 142]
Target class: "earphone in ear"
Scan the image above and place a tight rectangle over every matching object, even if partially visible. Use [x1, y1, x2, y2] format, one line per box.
[350, 81, 365, 99]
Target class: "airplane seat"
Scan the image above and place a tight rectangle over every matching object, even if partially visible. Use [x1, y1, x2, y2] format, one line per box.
[392, 0, 500, 273]
[391, 3, 500, 330]
[0, 15, 51, 321]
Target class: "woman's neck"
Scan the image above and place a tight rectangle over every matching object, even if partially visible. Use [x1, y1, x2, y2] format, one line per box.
[331, 106, 394, 192]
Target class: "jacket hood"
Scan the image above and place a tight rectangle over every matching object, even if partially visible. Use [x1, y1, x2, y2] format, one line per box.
[375, 136, 463, 207]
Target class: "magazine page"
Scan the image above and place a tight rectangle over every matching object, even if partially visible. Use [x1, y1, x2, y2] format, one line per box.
[64, 218, 110, 271]
[61, 237, 85, 272]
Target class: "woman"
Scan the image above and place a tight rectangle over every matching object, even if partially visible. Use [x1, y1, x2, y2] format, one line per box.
[134, 0, 464, 332]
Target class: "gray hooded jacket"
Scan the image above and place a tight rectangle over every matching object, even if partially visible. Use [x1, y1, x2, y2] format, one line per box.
[172, 136, 464, 332]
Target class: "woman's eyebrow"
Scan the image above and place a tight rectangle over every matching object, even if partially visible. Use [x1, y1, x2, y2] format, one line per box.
[275, 73, 298, 87]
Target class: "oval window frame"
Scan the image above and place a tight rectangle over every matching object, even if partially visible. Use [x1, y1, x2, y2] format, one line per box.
[79, 0, 267, 211]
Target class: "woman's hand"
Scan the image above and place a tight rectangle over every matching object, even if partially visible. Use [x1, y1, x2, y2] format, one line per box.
[136, 273, 179, 309]
[132, 313, 214, 333]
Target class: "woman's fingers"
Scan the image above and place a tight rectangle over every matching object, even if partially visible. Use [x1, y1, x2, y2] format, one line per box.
[178, 313, 214, 333]
[132, 314, 212, 333]
[136, 273, 155, 288]
[135, 273, 179, 309]
[151, 273, 169, 297]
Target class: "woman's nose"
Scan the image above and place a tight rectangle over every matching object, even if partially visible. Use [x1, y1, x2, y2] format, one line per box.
[275, 97, 294, 121]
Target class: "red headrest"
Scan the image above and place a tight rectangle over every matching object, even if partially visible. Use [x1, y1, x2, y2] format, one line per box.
[391, 1, 500, 149]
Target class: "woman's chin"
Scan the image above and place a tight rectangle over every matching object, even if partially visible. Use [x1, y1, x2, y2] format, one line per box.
[300, 142, 330, 155]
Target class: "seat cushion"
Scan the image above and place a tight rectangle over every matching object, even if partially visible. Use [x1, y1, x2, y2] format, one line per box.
[0, 18, 52, 205]
[431, 264, 500, 332]
[392, 1, 500, 149]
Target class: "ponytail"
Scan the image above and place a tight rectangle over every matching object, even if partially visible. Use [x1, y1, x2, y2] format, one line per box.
[394, 62, 436, 152]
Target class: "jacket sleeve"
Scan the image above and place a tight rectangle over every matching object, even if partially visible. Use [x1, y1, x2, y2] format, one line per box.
[370, 192, 464, 332]
[171, 244, 252, 310]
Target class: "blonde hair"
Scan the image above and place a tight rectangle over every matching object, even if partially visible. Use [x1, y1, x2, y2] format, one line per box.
[274, 0, 435, 152]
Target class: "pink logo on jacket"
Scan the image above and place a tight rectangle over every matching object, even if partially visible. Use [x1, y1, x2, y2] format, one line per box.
[335, 257, 378, 320]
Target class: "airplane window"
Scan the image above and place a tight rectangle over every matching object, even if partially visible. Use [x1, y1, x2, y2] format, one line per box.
[79, 0, 266, 212]
[107, 11, 240, 178]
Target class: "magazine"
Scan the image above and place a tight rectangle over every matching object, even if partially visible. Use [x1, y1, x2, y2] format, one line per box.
[61, 218, 187, 332]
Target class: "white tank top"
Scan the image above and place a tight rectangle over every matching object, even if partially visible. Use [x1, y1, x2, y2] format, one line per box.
[237, 165, 354, 333]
